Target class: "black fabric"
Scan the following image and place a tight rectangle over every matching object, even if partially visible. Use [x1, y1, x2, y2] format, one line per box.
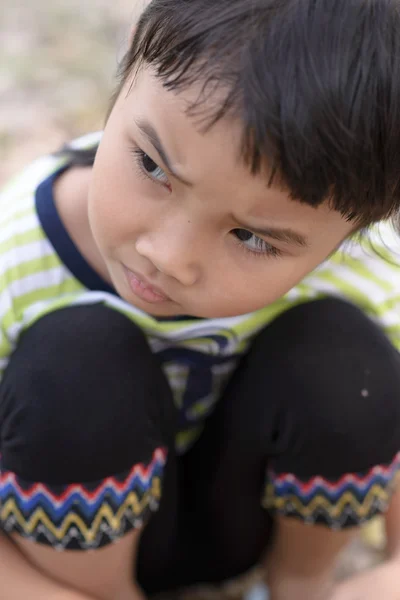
[0, 304, 176, 482]
[1, 299, 400, 592]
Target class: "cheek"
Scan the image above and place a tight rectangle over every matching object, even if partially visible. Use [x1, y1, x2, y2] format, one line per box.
[89, 159, 149, 247]
[212, 256, 318, 315]
[89, 190, 143, 250]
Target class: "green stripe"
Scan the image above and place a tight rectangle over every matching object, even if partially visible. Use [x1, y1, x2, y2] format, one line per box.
[117, 306, 202, 336]
[231, 305, 285, 337]
[0, 228, 45, 254]
[171, 387, 185, 410]
[2, 307, 18, 334]
[175, 426, 203, 452]
[2, 289, 85, 336]
[289, 281, 318, 297]
[0, 205, 34, 229]
[0, 285, 83, 334]
[4, 254, 62, 283]
[382, 325, 400, 350]
[12, 279, 83, 315]
[0, 336, 11, 360]
[330, 252, 395, 293]
[384, 324, 400, 336]
[167, 373, 188, 387]
[311, 271, 372, 307]
[188, 398, 216, 419]
[18, 293, 86, 330]
[358, 239, 398, 266]
[236, 296, 307, 338]
[0, 174, 26, 196]
[377, 295, 400, 312]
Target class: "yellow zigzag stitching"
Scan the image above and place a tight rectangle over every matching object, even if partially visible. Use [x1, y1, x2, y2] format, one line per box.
[263, 480, 396, 519]
[1, 478, 161, 543]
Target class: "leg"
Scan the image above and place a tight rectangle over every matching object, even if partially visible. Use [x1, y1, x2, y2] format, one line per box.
[0, 304, 177, 599]
[182, 298, 400, 593]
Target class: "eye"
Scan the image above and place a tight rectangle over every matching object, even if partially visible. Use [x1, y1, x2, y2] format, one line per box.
[141, 153, 169, 183]
[232, 228, 281, 258]
[131, 147, 170, 187]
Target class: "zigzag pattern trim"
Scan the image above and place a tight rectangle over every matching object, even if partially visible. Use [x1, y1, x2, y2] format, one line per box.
[263, 451, 400, 528]
[0, 448, 167, 550]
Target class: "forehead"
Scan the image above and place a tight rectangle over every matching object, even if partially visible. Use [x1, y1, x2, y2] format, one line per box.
[118, 69, 352, 242]
[126, 69, 243, 176]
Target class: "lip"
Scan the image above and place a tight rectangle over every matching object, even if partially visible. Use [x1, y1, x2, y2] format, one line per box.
[123, 266, 171, 304]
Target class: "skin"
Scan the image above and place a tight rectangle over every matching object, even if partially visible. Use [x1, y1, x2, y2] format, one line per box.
[5, 66, 400, 600]
[60, 68, 354, 320]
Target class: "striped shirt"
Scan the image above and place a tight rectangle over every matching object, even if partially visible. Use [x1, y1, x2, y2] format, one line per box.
[1, 132, 400, 454]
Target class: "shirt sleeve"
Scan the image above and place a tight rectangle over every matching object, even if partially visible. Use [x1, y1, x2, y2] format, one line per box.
[264, 455, 400, 529]
[262, 330, 400, 530]
[261, 261, 400, 528]
[0, 278, 14, 386]
[291, 222, 400, 350]
[0, 302, 172, 551]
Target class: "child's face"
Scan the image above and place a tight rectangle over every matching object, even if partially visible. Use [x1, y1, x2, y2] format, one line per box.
[88, 69, 354, 318]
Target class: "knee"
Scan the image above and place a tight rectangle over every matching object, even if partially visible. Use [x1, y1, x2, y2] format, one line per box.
[0, 304, 176, 483]
[262, 298, 400, 474]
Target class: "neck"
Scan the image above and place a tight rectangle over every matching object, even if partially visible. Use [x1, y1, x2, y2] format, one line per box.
[53, 165, 111, 283]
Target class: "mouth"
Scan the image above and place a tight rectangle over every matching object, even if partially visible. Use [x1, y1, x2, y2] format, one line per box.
[122, 265, 171, 304]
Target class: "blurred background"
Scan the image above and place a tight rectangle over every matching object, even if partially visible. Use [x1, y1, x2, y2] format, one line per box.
[0, 0, 145, 186]
[0, 0, 388, 596]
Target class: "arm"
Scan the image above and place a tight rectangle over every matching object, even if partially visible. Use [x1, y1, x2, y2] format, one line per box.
[317, 489, 400, 600]
[265, 516, 354, 600]
[385, 486, 400, 559]
[0, 303, 167, 600]
[259, 298, 400, 600]
[12, 531, 144, 600]
[0, 532, 95, 600]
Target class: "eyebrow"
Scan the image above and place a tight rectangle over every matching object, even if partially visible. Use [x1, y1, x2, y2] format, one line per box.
[241, 225, 309, 248]
[135, 119, 309, 248]
[134, 118, 192, 186]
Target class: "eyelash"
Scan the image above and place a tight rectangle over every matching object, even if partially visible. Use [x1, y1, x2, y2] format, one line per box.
[129, 145, 171, 190]
[129, 144, 282, 260]
[232, 231, 283, 259]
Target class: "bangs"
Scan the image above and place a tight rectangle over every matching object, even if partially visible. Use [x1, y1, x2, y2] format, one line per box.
[115, 0, 400, 227]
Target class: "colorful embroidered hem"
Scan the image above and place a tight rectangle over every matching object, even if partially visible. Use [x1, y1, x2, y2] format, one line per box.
[263, 452, 400, 528]
[0, 448, 167, 550]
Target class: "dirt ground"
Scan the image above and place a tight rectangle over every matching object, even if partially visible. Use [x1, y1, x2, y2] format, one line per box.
[0, 0, 387, 597]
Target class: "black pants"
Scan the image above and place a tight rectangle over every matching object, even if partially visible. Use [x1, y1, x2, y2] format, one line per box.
[1, 298, 400, 594]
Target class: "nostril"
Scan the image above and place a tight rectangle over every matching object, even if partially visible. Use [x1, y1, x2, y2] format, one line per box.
[135, 238, 200, 287]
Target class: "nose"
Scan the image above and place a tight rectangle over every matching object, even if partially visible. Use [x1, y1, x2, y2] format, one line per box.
[135, 233, 201, 287]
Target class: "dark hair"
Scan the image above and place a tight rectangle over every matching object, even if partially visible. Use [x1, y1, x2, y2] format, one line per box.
[65, 0, 400, 229]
